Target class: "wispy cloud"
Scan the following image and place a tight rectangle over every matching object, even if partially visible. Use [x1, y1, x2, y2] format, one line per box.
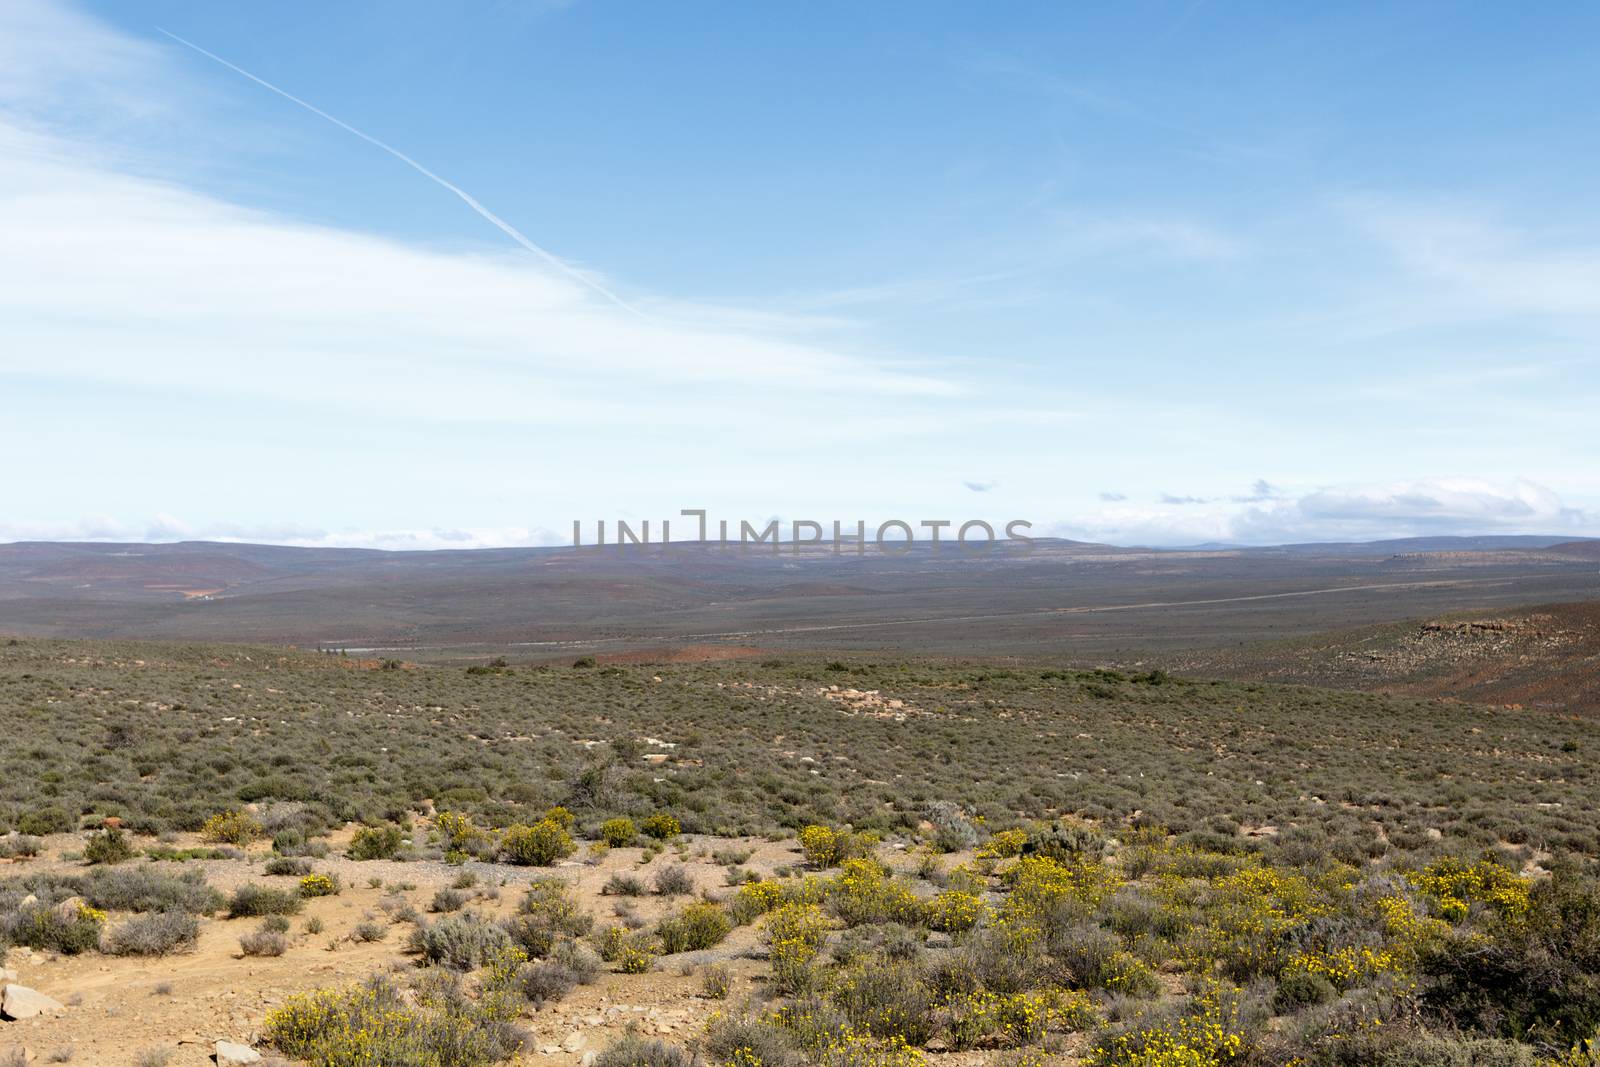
[1346, 195, 1600, 318]
[1055, 212, 1245, 262]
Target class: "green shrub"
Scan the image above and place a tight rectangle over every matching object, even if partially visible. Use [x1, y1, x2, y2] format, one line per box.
[265, 856, 313, 876]
[594, 1036, 694, 1067]
[1, 901, 104, 955]
[1275, 969, 1337, 1012]
[702, 1016, 807, 1067]
[432, 887, 469, 913]
[414, 912, 512, 970]
[1023, 819, 1108, 863]
[701, 963, 732, 999]
[84, 827, 136, 865]
[653, 864, 695, 896]
[656, 903, 732, 954]
[830, 958, 938, 1045]
[520, 960, 577, 1007]
[347, 824, 404, 861]
[228, 884, 303, 918]
[82, 867, 223, 914]
[102, 910, 200, 956]
[604, 873, 646, 897]
[17, 807, 73, 837]
[0, 834, 42, 858]
[499, 878, 593, 958]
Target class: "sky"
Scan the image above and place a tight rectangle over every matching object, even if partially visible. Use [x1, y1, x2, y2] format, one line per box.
[2, 0, 1597, 549]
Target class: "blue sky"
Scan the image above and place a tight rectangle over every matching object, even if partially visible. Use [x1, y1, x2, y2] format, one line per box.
[2, 0, 1597, 547]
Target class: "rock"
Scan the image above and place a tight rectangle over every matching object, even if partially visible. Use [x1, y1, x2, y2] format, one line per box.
[581, 1053, 598, 1067]
[562, 1031, 586, 1052]
[1, 965, 17, 983]
[49, 897, 87, 924]
[215, 1040, 262, 1066]
[2, 983, 65, 1020]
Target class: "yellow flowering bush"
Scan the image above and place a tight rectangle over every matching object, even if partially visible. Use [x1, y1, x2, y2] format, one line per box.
[765, 902, 829, 992]
[732, 876, 828, 924]
[1098, 949, 1162, 995]
[800, 824, 873, 868]
[433, 810, 492, 856]
[297, 872, 340, 898]
[732, 879, 787, 923]
[264, 977, 522, 1065]
[947, 989, 1096, 1049]
[1373, 893, 1451, 963]
[1002, 855, 1120, 920]
[642, 812, 681, 840]
[815, 1027, 927, 1066]
[616, 938, 657, 974]
[499, 817, 575, 866]
[200, 809, 262, 845]
[923, 889, 986, 932]
[599, 816, 636, 847]
[477, 944, 530, 1021]
[829, 858, 923, 927]
[1411, 856, 1531, 924]
[1190, 864, 1331, 980]
[1090, 984, 1249, 1066]
[758, 1009, 927, 1067]
[1281, 945, 1400, 991]
[978, 828, 1029, 859]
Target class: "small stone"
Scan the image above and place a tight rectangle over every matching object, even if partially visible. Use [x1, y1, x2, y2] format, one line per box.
[562, 1031, 586, 1052]
[215, 1040, 263, 1066]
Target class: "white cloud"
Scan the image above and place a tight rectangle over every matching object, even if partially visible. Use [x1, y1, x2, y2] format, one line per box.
[1049, 478, 1592, 547]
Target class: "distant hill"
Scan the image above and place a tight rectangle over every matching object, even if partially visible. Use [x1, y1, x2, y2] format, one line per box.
[1239, 535, 1598, 556]
[1, 535, 1597, 664]
[1550, 540, 1600, 561]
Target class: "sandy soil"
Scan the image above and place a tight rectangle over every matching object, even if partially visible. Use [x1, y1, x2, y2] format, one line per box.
[0, 828, 808, 1066]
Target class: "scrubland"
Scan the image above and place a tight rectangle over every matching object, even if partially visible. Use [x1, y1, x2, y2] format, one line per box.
[3, 638, 1599, 1065]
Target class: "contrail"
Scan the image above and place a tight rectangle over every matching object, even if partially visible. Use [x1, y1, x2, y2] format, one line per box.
[156, 28, 640, 315]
